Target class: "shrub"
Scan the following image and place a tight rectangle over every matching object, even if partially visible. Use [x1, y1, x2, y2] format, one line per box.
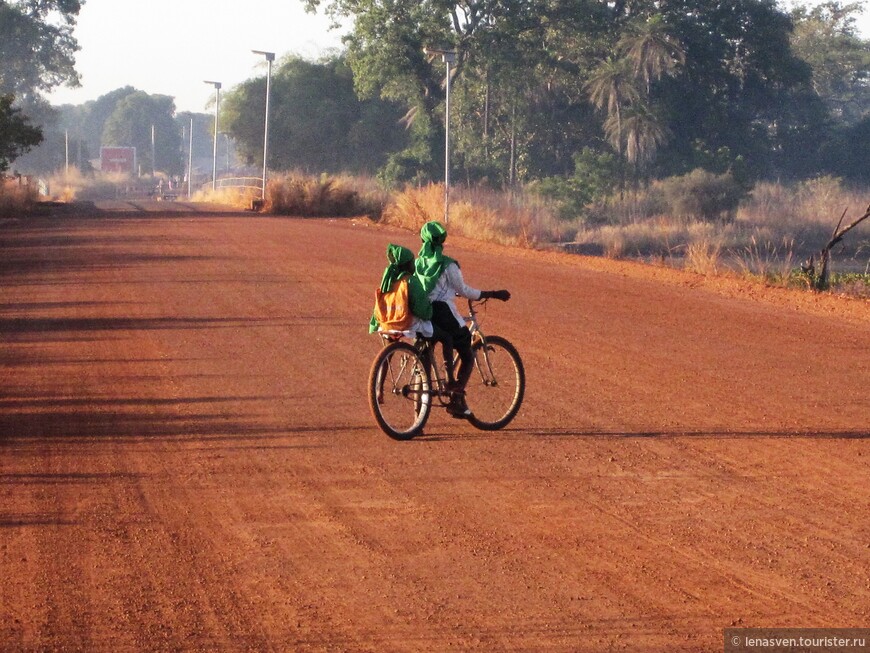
[266, 172, 388, 218]
[659, 169, 747, 222]
[0, 176, 38, 217]
[528, 148, 619, 222]
[45, 168, 136, 202]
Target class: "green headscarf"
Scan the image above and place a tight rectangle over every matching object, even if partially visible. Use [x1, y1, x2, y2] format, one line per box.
[378, 243, 414, 292]
[415, 221, 457, 293]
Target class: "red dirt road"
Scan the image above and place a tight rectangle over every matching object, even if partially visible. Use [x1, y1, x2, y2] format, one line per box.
[1, 209, 868, 651]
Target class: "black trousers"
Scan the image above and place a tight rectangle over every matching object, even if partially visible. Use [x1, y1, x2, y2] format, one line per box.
[431, 301, 474, 389]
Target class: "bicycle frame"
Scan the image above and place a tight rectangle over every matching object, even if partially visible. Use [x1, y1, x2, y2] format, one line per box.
[380, 299, 498, 406]
[371, 297, 524, 436]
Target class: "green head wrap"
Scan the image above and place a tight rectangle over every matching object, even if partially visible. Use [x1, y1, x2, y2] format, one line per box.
[378, 243, 414, 293]
[415, 221, 457, 293]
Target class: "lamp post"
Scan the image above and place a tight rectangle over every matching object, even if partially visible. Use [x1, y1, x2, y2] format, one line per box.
[187, 117, 193, 199]
[203, 80, 222, 191]
[252, 50, 275, 202]
[424, 47, 457, 224]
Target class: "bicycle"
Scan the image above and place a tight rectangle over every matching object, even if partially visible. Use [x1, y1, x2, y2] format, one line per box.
[367, 298, 525, 440]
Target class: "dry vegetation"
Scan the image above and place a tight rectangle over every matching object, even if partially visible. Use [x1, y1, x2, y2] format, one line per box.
[260, 171, 868, 295]
[191, 185, 261, 209]
[380, 183, 568, 247]
[265, 172, 389, 218]
[373, 176, 870, 296]
[5, 166, 865, 296]
[0, 176, 38, 217]
[44, 167, 136, 202]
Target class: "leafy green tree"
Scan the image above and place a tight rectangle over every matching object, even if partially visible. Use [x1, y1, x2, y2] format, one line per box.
[222, 55, 407, 175]
[0, 0, 82, 99]
[175, 111, 215, 162]
[0, 94, 42, 172]
[790, 1, 870, 124]
[0, 1, 81, 172]
[5, 97, 66, 174]
[649, 0, 816, 178]
[102, 92, 182, 175]
[303, 0, 849, 185]
[75, 87, 139, 158]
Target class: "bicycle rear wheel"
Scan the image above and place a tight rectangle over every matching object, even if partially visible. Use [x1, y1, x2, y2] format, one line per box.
[368, 341, 431, 440]
[465, 335, 525, 431]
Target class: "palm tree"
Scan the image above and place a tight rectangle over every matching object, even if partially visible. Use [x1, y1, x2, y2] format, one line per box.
[618, 14, 686, 94]
[585, 57, 641, 192]
[606, 101, 671, 183]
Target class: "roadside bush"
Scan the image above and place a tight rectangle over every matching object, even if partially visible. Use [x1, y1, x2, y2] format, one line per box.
[267, 172, 388, 218]
[0, 177, 38, 217]
[659, 169, 747, 222]
[45, 168, 134, 202]
[528, 148, 619, 222]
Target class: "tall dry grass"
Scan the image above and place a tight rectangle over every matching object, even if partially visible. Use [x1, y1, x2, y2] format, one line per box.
[569, 177, 869, 275]
[381, 183, 566, 247]
[46, 168, 133, 202]
[192, 185, 261, 209]
[0, 177, 38, 217]
[265, 172, 389, 218]
[735, 177, 867, 255]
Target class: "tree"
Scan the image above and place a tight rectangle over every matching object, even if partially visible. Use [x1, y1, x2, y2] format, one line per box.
[102, 92, 183, 175]
[612, 102, 670, 172]
[304, 0, 578, 182]
[303, 0, 840, 185]
[648, 0, 816, 179]
[0, 94, 42, 172]
[790, 1, 870, 124]
[586, 57, 641, 155]
[0, 1, 81, 173]
[75, 87, 139, 158]
[618, 14, 685, 94]
[222, 55, 407, 175]
[0, 0, 82, 100]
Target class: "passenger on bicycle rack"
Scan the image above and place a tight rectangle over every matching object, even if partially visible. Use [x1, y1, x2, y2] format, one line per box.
[369, 243, 455, 353]
[415, 221, 511, 419]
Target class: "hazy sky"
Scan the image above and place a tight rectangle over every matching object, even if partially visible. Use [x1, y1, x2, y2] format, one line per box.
[47, 0, 868, 114]
[48, 0, 348, 113]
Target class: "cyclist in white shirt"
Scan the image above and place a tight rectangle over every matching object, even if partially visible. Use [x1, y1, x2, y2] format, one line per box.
[415, 221, 510, 418]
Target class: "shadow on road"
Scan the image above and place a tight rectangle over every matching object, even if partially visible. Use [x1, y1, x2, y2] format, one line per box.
[416, 426, 870, 441]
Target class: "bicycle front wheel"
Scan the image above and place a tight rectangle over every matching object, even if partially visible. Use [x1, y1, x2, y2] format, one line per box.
[465, 335, 525, 431]
[368, 341, 431, 440]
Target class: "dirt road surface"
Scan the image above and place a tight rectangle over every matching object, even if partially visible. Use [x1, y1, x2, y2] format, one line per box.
[1, 206, 868, 652]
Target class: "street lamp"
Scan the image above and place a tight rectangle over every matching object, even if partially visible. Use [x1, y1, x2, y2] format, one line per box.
[203, 80, 222, 191]
[187, 117, 194, 199]
[424, 46, 458, 224]
[252, 50, 275, 202]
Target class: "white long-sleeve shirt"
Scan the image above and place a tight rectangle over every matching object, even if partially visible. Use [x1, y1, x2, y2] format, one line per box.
[428, 262, 482, 328]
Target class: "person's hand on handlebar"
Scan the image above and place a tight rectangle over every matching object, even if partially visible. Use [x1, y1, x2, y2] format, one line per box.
[480, 289, 511, 301]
